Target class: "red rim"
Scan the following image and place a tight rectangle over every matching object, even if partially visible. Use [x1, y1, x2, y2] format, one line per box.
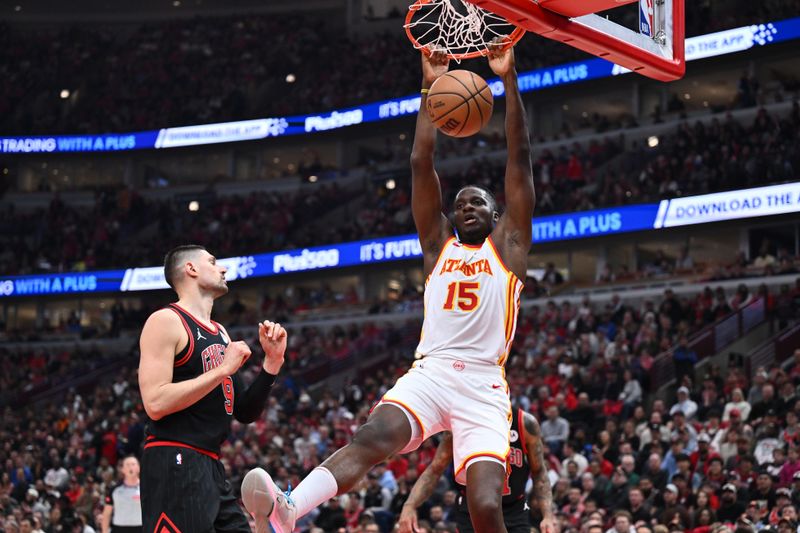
[404, 0, 526, 60]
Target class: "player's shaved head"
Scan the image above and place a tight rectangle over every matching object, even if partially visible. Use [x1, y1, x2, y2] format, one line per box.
[164, 244, 207, 289]
[455, 185, 499, 214]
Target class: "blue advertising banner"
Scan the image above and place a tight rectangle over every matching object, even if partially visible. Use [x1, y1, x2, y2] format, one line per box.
[4, 182, 798, 297]
[1, 17, 799, 153]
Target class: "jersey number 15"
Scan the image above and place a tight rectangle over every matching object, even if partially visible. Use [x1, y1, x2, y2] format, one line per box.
[442, 281, 480, 312]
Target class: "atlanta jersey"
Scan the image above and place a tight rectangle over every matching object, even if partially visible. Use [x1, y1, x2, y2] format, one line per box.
[416, 236, 523, 366]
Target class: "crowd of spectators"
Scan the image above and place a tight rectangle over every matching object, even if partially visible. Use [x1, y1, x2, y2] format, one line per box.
[4, 100, 798, 277]
[0, 181, 352, 275]
[2, 279, 799, 532]
[1, 1, 799, 135]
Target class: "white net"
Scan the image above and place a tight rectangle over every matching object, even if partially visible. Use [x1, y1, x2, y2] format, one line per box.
[404, 0, 522, 61]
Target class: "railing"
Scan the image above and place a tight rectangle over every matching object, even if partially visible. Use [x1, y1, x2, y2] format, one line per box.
[748, 322, 800, 377]
[650, 298, 766, 390]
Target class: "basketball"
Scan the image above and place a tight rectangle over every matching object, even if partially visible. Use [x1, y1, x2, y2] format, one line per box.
[426, 69, 493, 138]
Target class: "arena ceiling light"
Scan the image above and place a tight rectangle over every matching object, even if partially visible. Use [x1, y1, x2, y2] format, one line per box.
[188, 200, 199, 211]
[647, 136, 659, 148]
[59, 89, 70, 99]
[285, 73, 296, 83]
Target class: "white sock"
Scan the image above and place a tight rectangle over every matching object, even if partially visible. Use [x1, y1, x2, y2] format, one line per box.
[290, 467, 339, 518]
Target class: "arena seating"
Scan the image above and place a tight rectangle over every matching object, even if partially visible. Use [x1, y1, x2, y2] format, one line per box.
[2, 278, 799, 532]
[2, 102, 798, 276]
[1, 1, 798, 134]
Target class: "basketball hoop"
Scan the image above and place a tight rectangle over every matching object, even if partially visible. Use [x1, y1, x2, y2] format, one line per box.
[404, 0, 525, 61]
[467, 0, 685, 81]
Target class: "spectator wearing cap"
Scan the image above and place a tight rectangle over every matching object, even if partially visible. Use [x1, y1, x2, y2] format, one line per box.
[726, 436, 754, 471]
[769, 488, 794, 525]
[717, 483, 746, 522]
[724, 389, 752, 422]
[691, 433, 716, 474]
[639, 412, 671, 451]
[780, 447, 800, 487]
[657, 483, 691, 527]
[670, 387, 699, 420]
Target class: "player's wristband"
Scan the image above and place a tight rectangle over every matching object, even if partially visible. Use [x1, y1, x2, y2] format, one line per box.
[420, 88, 430, 94]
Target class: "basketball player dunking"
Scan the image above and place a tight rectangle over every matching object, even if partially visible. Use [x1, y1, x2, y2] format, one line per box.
[138, 245, 287, 532]
[398, 409, 558, 533]
[242, 40, 534, 533]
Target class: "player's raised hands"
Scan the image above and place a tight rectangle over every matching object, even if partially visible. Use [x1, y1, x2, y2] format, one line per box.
[487, 35, 516, 77]
[421, 46, 450, 87]
[258, 320, 287, 375]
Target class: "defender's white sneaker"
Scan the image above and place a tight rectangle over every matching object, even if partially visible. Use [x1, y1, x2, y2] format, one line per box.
[241, 468, 297, 533]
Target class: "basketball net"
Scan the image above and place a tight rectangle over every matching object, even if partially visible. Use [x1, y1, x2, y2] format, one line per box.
[404, 0, 525, 61]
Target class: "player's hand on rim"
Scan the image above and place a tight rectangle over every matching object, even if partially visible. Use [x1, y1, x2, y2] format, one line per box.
[487, 35, 516, 77]
[258, 320, 287, 375]
[421, 45, 450, 88]
[220, 340, 251, 376]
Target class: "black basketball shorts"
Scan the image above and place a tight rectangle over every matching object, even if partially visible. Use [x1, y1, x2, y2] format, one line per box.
[454, 502, 531, 533]
[141, 443, 250, 533]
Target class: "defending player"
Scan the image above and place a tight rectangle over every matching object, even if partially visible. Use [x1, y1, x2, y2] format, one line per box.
[398, 409, 558, 533]
[242, 39, 534, 533]
[138, 245, 287, 532]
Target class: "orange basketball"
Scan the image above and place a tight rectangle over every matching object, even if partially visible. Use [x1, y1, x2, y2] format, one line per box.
[426, 69, 493, 138]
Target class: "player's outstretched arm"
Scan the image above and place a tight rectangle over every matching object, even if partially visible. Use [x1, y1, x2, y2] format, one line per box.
[523, 413, 558, 533]
[398, 432, 454, 533]
[138, 309, 250, 421]
[488, 39, 535, 268]
[411, 48, 451, 273]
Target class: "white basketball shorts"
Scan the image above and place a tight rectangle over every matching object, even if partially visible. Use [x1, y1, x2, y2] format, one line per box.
[377, 356, 512, 485]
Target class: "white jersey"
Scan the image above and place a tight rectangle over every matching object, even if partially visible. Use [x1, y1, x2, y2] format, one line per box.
[416, 235, 523, 366]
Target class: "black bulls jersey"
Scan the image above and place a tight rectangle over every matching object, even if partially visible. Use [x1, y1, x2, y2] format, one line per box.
[458, 408, 531, 509]
[144, 303, 243, 455]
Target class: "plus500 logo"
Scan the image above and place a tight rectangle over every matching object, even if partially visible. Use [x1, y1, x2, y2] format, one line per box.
[0, 280, 14, 296]
[272, 249, 340, 273]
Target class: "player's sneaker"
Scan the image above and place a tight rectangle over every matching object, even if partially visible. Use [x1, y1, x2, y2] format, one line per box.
[241, 467, 297, 533]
